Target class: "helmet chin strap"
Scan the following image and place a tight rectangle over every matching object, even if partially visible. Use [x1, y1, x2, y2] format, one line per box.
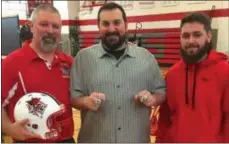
[18, 71, 27, 94]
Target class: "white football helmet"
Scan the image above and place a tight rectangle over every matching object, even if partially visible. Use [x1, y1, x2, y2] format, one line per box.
[14, 92, 66, 140]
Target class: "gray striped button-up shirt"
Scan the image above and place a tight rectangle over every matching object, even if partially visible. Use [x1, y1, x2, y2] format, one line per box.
[70, 42, 166, 143]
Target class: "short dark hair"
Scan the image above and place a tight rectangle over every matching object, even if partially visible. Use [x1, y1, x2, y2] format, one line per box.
[97, 2, 127, 23]
[180, 12, 212, 32]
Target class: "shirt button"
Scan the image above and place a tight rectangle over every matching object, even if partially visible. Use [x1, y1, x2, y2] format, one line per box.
[116, 85, 120, 88]
[118, 106, 121, 110]
[118, 127, 121, 130]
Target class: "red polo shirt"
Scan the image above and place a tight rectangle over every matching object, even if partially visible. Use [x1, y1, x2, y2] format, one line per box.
[1, 40, 74, 142]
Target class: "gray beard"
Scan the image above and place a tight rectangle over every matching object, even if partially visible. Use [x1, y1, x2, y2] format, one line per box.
[40, 42, 57, 53]
[39, 36, 57, 53]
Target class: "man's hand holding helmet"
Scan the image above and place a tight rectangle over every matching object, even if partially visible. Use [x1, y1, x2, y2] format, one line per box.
[7, 118, 42, 141]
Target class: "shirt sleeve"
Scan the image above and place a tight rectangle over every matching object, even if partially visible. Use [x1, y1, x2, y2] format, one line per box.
[70, 51, 86, 97]
[67, 55, 74, 66]
[1, 57, 19, 107]
[147, 51, 166, 95]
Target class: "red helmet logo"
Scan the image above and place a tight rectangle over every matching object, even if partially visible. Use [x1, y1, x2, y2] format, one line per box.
[26, 97, 47, 118]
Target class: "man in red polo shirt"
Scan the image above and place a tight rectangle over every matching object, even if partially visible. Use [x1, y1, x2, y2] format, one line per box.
[1, 4, 75, 143]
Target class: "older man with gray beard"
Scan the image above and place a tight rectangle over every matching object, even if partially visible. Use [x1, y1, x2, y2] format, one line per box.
[1, 4, 75, 143]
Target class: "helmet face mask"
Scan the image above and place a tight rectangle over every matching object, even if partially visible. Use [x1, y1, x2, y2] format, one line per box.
[14, 92, 66, 140]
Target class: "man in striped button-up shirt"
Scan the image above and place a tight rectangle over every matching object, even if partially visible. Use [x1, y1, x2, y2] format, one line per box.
[70, 2, 166, 143]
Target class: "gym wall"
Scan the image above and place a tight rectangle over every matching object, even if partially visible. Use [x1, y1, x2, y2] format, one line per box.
[1, 1, 229, 57]
[78, 1, 229, 54]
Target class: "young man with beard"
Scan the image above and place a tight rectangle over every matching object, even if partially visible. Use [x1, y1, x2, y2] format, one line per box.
[70, 2, 166, 143]
[155, 12, 229, 142]
[1, 4, 75, 143]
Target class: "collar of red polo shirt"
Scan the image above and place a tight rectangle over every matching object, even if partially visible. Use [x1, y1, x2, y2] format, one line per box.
[22, 40, 66, 62]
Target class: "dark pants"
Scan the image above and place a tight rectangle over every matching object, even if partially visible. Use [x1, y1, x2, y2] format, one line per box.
[14, 137, 75, 143]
